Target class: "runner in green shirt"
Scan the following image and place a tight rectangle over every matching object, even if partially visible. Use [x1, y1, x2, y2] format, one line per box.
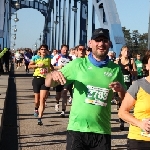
[135, 53, 143, 79]
[45, 28, 126, 150]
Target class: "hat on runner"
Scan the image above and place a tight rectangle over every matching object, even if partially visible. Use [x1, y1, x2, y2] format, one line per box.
[91, 28, 110, 40]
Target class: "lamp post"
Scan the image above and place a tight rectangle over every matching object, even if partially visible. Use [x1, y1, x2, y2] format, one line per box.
[11, 33, 16, 40]
[35, 42, 37, 50]
[15, 1, 20, 9]
[13, 13, 19, 22]
[39, 33, 42, 45]
[12, 25, 17, 32]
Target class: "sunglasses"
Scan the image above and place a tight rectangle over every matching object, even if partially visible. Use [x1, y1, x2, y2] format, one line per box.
[40, 48, 47, 50]
[78, 48, 85, 51]
[95, 38, 109, 43]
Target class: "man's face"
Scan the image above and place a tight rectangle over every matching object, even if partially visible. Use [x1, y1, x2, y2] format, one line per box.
[77, 46, 86, 58]
[61, 46, 68, 55]
[89, 36, 110, 59]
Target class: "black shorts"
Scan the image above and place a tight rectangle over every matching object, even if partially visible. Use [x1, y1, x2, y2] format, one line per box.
[137, 76, 143, 79]
[66, 130, 111, 150]
[56, 84, 73, 92]
[16, 59, 20, 64]
[124, 83, 131, 91]
[127, 139, 150, 150]
[32, 77, 50, 93]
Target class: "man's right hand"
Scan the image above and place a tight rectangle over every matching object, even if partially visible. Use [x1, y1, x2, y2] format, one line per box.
[51, 71, 66, 85]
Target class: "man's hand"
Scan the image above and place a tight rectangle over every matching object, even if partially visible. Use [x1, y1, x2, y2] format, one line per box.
[51, 71, 66, 85]
[109, 82, 124, 92]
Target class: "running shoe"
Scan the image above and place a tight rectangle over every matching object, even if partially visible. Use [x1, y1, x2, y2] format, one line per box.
[34, 110, 39, 117]
[55, 104, 59, 111]
[37, 119, 43, 126]
[60, 111, 65, 118]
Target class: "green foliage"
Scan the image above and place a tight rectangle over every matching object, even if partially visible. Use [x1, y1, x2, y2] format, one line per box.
[122, 27, 148, 57]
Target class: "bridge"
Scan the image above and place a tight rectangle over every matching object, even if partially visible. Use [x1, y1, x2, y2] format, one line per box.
[0, 0, 127, 57]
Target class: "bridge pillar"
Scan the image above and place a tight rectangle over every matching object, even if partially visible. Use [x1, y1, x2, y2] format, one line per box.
[79, 0, 88, 46]
[92, 0, 125, 57]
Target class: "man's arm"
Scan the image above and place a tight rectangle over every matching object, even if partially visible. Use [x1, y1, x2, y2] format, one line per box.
[46, 58, 79, 87]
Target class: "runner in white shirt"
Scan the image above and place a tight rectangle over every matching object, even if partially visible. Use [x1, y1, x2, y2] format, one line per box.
[69, 48, 76, 60]
[15, 51, 21, 69]
[51, 44, 72, 117]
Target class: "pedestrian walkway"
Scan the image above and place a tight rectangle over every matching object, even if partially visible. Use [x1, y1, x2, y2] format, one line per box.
[0, 65, 128, 150]
[0, 73, 9, 140]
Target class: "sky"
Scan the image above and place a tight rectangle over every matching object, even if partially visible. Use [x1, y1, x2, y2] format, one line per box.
[10, 0, 150, 50]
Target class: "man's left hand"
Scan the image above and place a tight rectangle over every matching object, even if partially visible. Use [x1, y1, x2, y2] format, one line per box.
[109, 82, 124, 92]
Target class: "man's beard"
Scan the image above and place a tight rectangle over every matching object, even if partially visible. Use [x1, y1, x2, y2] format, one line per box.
[93, 49, 108, 60]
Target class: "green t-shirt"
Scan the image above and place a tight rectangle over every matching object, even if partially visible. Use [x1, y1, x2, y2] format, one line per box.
[135, 60, 143, 76]
[61, 57, 125, 134]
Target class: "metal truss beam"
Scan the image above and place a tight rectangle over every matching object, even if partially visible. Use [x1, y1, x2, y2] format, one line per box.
[92, 0, 125, 57]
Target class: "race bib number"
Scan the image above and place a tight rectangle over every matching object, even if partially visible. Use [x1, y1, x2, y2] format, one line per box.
[137, 63, 142, 67]
[85, 85, 109, 107]
[124, 75, 130, 82]
[40, 68, 48, 75]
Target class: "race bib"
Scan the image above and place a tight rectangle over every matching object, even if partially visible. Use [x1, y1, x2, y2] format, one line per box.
[124, 75, 130, 82]
[141, 119, 150, 137]
[85, 85, 109, 107]
[137, 63, 142, 67]
[40, 68, 48, 75]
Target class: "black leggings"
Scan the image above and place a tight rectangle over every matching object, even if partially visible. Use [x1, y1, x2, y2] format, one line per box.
[25, 63, 29, 72]
[127, 139, 150, 150]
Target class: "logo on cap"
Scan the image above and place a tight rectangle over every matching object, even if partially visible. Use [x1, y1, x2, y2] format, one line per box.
[99, 30, 103, 33]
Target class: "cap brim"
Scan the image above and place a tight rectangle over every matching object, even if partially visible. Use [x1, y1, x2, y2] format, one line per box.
[92, 34, 109, 40]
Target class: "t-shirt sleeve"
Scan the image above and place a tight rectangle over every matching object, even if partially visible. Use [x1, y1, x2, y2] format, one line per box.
[127, 81, 139, 99]
[51, 55, 57, 65]
[60, 59, 79, 84]
[31, 55, 36, 62]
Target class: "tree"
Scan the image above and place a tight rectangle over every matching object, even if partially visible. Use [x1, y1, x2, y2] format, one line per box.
[122, 27, 148, 57]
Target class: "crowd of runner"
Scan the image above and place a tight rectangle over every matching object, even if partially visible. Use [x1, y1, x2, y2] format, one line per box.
[10, 28, 150, 149]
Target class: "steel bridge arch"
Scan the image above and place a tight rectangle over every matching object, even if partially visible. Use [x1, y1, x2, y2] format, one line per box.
[10, 0, 48, 17]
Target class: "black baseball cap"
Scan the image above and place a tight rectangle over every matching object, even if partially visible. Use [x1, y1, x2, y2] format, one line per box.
[91, 28, 110, 40]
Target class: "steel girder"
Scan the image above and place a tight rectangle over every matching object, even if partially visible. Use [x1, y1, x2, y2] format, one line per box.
[2, 0, 52, 49]
[2, 0, 126, 53]
[47, 0, 125, 55]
